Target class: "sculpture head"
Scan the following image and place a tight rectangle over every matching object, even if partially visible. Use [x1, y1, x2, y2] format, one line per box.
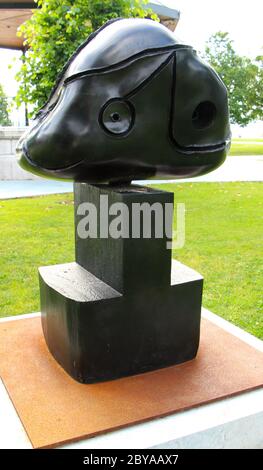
[17, 18, 231, 184]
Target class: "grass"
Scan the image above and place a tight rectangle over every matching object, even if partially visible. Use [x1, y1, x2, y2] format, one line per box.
[232, 138, 263, 142]
[0, 182, 262, 339]
[229, 138, 263, 156]
[0, 194, 75, 317]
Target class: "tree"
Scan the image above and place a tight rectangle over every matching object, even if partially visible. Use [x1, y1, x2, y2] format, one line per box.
[0, 84, 11, 126]
[204, 32, 263, 126]
[15, 0, 157, 115]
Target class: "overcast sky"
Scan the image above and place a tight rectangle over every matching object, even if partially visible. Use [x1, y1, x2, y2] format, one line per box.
[175, 0, 262, 57]
[0, 0, 262, 98]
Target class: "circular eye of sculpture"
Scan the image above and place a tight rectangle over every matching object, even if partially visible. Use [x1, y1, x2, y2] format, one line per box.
[192, 101, 217, 129]
[100, 99, 134, 135]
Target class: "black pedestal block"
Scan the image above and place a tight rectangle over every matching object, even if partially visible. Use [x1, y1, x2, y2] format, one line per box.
[75, 183, 173, 293]
[39, 184, 203, 383]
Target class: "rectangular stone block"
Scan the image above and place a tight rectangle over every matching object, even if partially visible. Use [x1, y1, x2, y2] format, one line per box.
[39, 260, 203, 383]
[39, 183, 203, 383]
[75, 183, 174, 293]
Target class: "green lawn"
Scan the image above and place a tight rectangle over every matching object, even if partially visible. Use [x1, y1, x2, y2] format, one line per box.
[229, 138, 263, 156]
[232, 138, 263, 142]
[0, 182, 262, 339]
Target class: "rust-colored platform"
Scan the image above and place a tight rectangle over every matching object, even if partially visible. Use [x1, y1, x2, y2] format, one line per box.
[0, 316, 262, 449]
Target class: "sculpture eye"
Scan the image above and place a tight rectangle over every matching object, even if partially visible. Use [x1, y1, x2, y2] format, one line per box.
[192, 101, 216, 129]
[100, 99, 134, 135]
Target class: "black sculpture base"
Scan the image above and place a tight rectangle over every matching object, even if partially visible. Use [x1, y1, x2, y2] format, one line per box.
[39, 183, 203, 383]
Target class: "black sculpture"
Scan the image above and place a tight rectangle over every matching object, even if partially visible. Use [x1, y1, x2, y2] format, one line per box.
[18, 19, 230, 383]
[39, 183, 203, 383]
[17, 18, 230, 184]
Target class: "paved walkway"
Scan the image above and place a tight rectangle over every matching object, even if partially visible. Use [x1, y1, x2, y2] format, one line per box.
[0, 180, 73, 199]
[0, 156, 262, 199]
[173, 155, 263, 184]
[232, 141, 263, 145]
[232, 139, 263, 145]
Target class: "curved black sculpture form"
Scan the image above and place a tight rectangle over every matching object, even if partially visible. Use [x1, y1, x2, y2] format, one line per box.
[17, 18, 230, 183]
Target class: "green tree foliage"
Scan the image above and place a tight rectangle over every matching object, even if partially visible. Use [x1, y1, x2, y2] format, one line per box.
[0, 84, 11, 126]
[204, 32, 263, 126]
[15, 0, 157, 115]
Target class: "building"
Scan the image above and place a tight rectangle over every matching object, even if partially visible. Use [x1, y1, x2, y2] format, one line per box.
[0, 1, 180, 50]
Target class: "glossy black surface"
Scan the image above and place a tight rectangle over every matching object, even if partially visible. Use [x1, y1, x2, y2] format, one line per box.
[40, 184, 203, 383]
[17, 18, 230, 184]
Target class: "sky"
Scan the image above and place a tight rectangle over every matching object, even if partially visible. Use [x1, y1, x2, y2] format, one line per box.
[175, 0, 263, 57]
[0, 0, 262, 99]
